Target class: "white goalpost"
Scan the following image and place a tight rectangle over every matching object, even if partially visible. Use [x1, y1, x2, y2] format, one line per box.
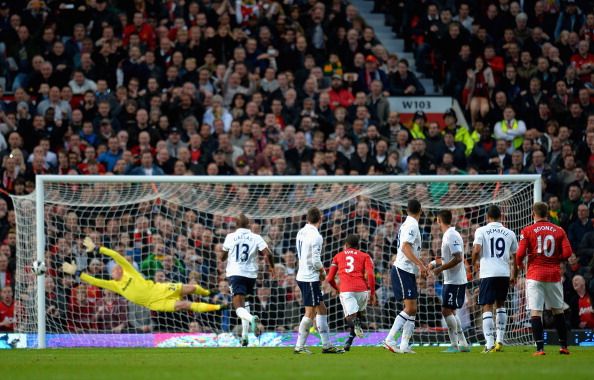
[11, 174, 541, 349]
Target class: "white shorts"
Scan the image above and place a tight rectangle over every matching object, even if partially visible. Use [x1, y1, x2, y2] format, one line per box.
[339, 291, 369, 317]
[526, 280, 564, 311]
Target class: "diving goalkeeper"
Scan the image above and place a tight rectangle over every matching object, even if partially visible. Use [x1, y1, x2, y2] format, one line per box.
[62, 237, 224, 313]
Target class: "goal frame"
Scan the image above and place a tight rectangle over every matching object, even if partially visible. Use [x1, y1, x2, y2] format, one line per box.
[32, 174, 542, 349]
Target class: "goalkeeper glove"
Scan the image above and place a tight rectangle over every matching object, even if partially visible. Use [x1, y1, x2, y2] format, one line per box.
[83, 237, 99, 253]
[62, 262, 81, 281]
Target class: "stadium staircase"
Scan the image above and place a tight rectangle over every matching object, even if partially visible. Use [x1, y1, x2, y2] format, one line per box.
[351, 0, 439, 95]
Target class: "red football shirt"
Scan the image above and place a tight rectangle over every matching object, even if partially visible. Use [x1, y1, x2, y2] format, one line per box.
[327, 248, 375, 295]
[516, 221, 572, 282]
[570, 53, 594, 81]
[0, 301, 15, 331]
[578, 294, 594, 329]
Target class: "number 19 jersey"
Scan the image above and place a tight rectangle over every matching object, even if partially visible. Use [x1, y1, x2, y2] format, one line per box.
[223, 228, 268, 279]
[473, 222, 517, 278]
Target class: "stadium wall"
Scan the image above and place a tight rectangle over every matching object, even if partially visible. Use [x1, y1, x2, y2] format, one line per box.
[1, 330, 593, 349]
[388, 96, 456, 124]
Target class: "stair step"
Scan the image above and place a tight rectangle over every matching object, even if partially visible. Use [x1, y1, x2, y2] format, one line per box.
[353, 0, 440, 95]
[352, 0, 373, 12]
[376, 32, 396, 40]
[381, 39, 404, 52]
[374, 26, 393, 34]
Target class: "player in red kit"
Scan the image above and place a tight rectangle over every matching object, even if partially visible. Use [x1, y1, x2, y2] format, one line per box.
[327, 235, 375, 351]
[516, 202, 574, 356]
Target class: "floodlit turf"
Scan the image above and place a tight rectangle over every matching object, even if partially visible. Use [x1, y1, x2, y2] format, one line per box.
[2, 346, 593, 380]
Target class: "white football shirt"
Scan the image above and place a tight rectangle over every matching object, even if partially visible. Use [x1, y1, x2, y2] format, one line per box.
[394, 216, 422, 275]
[441, 226, 467, 285]
[223, 228, 268, 279]
[295, 223, 324, 282]
[473, 222, 518, 278]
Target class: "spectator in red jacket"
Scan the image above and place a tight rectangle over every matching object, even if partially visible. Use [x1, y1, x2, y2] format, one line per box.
[0, 286, 14, 332]
[123, 12, 156, 51]
[571, 275, 594, 329]
[68, 284, 97, 332]
[328, 74, 355, 110]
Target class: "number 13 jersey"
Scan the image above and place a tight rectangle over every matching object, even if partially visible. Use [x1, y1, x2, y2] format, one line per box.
[473, 222, 518, 279]
[330, 248, 374, 292]
[223, 228, 268, 278]
[517, 220, 572, 282]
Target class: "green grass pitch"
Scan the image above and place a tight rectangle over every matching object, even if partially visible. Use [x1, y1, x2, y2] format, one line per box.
[2, 346, 593, 380]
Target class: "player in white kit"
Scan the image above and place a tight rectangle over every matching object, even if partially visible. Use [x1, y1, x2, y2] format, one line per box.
[471, 205, 518, 353]
[222, 214, 274, 346]
[383, 199, 428, 354]
[294, 207, 344, 354]
[430, 210, 470, 353]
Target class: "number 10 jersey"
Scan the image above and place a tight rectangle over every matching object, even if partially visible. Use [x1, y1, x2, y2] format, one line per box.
[223, 228, 268, 278]
[473, 222, 518, 279]
[517, 220, 572, 282]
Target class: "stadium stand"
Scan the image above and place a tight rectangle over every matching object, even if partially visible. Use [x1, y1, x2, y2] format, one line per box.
[0, 0, 593, 334]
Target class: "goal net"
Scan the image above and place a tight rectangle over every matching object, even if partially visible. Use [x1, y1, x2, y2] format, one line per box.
[11, 175, 539, 348]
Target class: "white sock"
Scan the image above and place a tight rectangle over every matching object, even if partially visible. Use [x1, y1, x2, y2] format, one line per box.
[455, 315, 468, 347]
[386, 311, 409, 343]
[496, 308, 507, 344]
[237, 304, 251, 339]
[316, 314, 330, 348]
[445, 315, 458, 348]
[399, 316, 416, 351]
[482, 312, 495, 348]
[296, 316, 313, 349]
[236, 307, 254, 322]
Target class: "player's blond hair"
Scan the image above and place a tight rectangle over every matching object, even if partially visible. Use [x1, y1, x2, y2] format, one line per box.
[533, 202, 548, 218]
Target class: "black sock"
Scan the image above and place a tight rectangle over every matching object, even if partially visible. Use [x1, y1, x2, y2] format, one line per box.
[345, 328, 355, 346]
[346, 319, 356, 339]
[531, 316, 544, 351]
[554, 314, 568, 349]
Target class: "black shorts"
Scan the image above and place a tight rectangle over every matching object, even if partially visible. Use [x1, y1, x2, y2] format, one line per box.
[228, 276, 256, 296]
[442, 284, 466, 309]
[478, 277, 510, 305]
[297, 280, 323, 307]
[391, 266, 418, 300]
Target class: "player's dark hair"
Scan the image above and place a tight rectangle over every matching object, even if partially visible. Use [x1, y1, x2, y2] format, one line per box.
[437, 209, 452, 225]
[307, 207, 322, 224]
[236, 213, 250, 228]
[533, 202, 549, 218]
[345, 234, 360, 249]
[407, 199, 421, 215]
[487, 205, 501, 220]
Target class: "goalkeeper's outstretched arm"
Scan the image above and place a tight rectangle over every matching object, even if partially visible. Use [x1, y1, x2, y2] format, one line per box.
[83, 237, 138, 275]
[61, 262, 120, 294]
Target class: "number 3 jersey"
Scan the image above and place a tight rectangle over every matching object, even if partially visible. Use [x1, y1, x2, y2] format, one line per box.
[330, 248, 375, 292]
[517, 220, 572, 282]
[223, 228, 268, 279]
[473, 222, 518, 279]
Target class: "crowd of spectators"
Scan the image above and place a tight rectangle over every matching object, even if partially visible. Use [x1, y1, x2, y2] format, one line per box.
[0, 0, 592, 336]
